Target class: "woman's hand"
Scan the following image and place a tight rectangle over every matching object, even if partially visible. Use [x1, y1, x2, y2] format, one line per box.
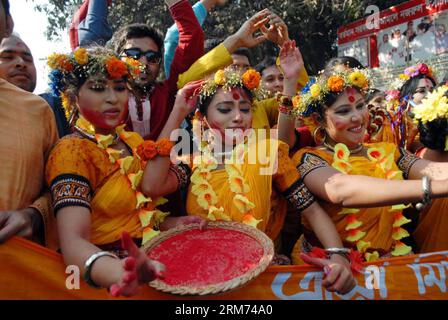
[229, 9, 270, 49]
[160, 216, 208, 231]
[261, 12, 290, 47]
[300, 252, 356, 295]
[176, 216, 208, 230]
[279, 40, 304, 82]
[173, 80, 204, 117]
[109, 232, 165, 297]
[270, 253, 291, 265]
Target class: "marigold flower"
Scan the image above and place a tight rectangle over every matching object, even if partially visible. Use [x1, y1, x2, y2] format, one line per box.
[292, 95, 301, 108]
[47, 53, 65, 69]
[74, 48, 89, 65]
[156, 138, 174, 157]
[310, 83, 321, 98]
[60, 92, 72, 119]
[125, 57, 143, 77]
[137, 140, 158, 161]
[327, 75, 345, 92]
[348, 71, 367, 88]
[242, 69, 261, 90]
[46, 52, 74, 73]
[106, 56, 128, 79]
[214, 70, 226, 86]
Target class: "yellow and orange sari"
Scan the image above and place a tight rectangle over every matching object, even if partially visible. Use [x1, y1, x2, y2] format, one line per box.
[291, 142, 421, 264]
[183, 139, 314, 241]
[45, 130, 147, 246]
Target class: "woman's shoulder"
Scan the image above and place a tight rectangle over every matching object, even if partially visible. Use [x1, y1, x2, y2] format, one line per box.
[51, 134, 101, 156]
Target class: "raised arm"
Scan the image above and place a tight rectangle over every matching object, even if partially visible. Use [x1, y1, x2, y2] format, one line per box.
[164, 0, 228, 77]
[177, 8, 270, 89]
[277, 40, 304, 148]
[69, 0, 113, 51]
[165, 0, 205, 94]
[141, 81, 203, 199]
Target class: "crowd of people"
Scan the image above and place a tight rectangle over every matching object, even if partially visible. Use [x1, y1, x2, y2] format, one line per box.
[1, 0, 448, 298]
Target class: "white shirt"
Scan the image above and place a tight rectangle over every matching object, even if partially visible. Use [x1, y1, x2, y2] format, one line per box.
[128, 94, 151, 138]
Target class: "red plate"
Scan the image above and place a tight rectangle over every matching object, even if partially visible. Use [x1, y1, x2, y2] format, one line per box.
[143, 221, 274, 295]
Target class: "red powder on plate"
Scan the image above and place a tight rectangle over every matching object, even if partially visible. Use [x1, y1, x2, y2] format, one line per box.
[147, 229, 264, 287]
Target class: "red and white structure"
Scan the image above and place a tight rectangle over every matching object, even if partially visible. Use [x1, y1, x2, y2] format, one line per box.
[337, 0, 448, 69]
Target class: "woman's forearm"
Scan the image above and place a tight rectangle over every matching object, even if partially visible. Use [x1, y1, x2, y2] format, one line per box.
[60, 234, 123, 289]
[302, 202, 343, 249]
[141, 109, 186, 198]
[410, 159, 448, 181]
[325, 173, 448, 207]
[277, 78, 298, 148]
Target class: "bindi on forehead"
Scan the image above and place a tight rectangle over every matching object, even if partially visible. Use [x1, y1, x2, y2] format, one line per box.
[230, 88, 244, 101]
[423, 78, 433, 87]
[346, 87, 357, 103]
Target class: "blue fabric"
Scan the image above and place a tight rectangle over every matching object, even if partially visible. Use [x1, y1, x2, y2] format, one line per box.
[78, 0, 113, 48]
[163, 2, 207, 77]
[39, 93, 71, 138]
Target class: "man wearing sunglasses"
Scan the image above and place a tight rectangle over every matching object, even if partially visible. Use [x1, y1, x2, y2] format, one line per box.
[70, 0, 204, 141]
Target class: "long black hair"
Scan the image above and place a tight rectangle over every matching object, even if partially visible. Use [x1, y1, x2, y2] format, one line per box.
[1, 0, 9, 16]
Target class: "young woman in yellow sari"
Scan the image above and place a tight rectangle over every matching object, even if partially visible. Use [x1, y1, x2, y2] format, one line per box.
[277, 41, 448, 264]
[412, 85, 448, 253]
[142, 67, 357, 294]
[45, 47, 204, 297]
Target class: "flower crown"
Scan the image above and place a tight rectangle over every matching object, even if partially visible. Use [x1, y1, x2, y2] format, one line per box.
[47, 48, 143, 120]
[197, 68, 267, 105]
[392, 63, 435, 91]
[291, 68, 370, 117]
[47, 47, 143, 97]
[411, 85, 448, 124]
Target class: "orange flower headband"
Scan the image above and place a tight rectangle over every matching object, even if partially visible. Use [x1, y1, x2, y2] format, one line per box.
[48, 48, 143, 96]
[197, 68, 268, 104]
[47, 48, 144, 120]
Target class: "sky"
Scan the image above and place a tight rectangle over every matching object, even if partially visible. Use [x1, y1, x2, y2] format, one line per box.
[10, 0, 71, 93]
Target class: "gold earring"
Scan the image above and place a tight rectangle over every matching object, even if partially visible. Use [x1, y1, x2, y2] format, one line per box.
[313, 126, 327, 145]
[68, 108, 79, 127]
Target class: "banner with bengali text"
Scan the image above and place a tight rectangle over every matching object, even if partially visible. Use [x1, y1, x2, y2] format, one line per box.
[0, 237, 447, 300]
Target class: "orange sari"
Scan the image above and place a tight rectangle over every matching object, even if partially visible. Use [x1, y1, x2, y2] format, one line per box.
[45, 131, 147, 246]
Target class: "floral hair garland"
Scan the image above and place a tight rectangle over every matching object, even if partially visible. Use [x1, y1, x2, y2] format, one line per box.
[197, 68, 268, 105]
[290, 68, 371, 118]
[391, 63, 435, 93]
[47, 48, 143, 119]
